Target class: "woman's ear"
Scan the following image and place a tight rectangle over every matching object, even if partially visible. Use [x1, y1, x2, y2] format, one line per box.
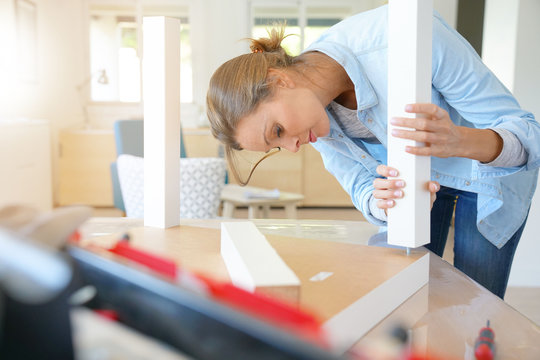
[267, 68, 295, 89]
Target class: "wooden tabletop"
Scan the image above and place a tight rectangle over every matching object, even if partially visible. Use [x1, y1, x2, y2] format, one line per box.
[79, 217, 540, 359]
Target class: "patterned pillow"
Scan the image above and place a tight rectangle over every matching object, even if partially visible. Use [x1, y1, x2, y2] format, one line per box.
[117, 154, 226, 219]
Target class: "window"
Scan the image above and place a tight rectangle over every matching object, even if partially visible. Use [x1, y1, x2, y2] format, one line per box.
[252, 8, 302, 55]
[251, 3, 353, 55]
[304, 8, 346, 48]
[88, 5, 192, 103]
[117, 20, 139, 102]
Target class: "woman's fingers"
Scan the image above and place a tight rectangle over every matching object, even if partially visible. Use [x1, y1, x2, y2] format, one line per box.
[374, 165, 405, 211]
[428, 181, 440, 193]
[373, 188, 404, 200]
[427, 181, 440, 210]
[377, 199, 396, 209]
[376, 164, 398, 177]
[405, 103, 447, 119]
[390, 117, 436, 132]
[373, 178, 406, 191]
[373, 174, 440, 211]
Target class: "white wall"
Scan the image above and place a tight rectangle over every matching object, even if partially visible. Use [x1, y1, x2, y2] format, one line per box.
[433, 0, 458, 29]
[483, 0, 540, 287]
[509, 0, 540, 287]
[482, 0, 520, 91]
[0, 0, 87, 127]
[0, 0, 89, 203]
[191, 0, 250, 111]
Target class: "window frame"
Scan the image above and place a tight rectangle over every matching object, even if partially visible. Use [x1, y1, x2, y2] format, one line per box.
[86, 1, 192, 105]
[249, 0, 363, 52]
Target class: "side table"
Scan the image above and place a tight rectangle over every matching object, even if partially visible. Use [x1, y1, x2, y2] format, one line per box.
[220, 184, 304, 219]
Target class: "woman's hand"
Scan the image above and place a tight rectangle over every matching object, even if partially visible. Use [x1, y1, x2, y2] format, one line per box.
[390, 103, 504, 162]
[390, 103, 463, 158]
[374, 165, 439, 214]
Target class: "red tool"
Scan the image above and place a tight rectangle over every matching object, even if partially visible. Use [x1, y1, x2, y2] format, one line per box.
[108, 233, 178, 279]
[104, 233, 326, 345]
[474, 320, 495, 360]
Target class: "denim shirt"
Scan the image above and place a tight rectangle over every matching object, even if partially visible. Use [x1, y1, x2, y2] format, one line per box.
[305, 5, 540, 248]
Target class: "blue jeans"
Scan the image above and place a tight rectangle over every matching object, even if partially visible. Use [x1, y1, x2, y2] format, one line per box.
[425, 186, 528, 299]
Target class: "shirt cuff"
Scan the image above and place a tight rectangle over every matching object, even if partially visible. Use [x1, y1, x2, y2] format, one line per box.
[368, 194, 388, 222]
[482, 128, 528, 167]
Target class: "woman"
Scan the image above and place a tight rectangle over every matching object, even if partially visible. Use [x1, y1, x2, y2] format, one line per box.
[206, 5, 540, 298]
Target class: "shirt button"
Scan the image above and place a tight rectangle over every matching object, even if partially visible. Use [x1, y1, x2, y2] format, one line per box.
[367, 118, 373, 124]
[361, 155, 366, 159]
[435, 174, 440, 179]
[338, 134, 344, 138]
[465, 181, 471, 186]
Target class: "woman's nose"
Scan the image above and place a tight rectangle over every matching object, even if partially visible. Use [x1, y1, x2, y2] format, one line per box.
[282, 137, 300, 153]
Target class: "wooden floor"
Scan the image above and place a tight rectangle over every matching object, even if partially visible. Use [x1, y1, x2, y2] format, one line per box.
[93, 205, 540, 326]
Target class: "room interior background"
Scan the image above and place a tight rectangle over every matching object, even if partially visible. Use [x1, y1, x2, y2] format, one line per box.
[0, 0, 539, 288]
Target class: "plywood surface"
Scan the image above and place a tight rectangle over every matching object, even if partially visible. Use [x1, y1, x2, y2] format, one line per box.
[85, 225, 426, 321]
[269, 235, 425, 320]
[80, 218, 540, 358]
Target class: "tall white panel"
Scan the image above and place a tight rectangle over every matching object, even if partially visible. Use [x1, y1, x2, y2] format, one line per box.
[387, 0, 432, 248]
[143, 17, 181, 228]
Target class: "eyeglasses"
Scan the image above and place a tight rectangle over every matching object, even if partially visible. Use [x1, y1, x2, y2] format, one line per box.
[241, 147, 281, 185]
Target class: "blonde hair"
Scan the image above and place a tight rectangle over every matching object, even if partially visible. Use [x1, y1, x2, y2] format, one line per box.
[206, 26, 299, 185]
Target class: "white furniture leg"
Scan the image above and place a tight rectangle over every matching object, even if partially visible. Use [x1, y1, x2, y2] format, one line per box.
[387, 0, 432, 248]
[222, 201, 235, 218]
[247, 206, 258, 219]
[262, 205, 270, 218]
[143, 17, 181, 228]
[284, 204, 297, 219]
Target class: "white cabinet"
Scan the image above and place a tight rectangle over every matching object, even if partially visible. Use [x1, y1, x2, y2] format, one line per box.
[58, 129, 116, 206]
[55, 128, 354, 208]
[0, 119, 52, 210]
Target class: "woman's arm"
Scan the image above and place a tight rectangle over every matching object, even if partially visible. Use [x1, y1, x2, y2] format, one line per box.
[457, 126, 503, 163]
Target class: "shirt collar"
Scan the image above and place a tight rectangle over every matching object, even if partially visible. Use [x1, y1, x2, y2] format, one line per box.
[303, 41, 378, 111]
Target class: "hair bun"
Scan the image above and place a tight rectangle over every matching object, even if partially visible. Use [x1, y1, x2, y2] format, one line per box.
[249, 26, 288, 54]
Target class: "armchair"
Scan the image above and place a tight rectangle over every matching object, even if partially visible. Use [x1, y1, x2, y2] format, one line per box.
[117, 154, 226, 219]
[110, 120, 186, 212]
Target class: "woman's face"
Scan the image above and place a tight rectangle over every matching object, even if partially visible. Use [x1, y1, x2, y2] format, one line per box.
[235, 83, 330, 153]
